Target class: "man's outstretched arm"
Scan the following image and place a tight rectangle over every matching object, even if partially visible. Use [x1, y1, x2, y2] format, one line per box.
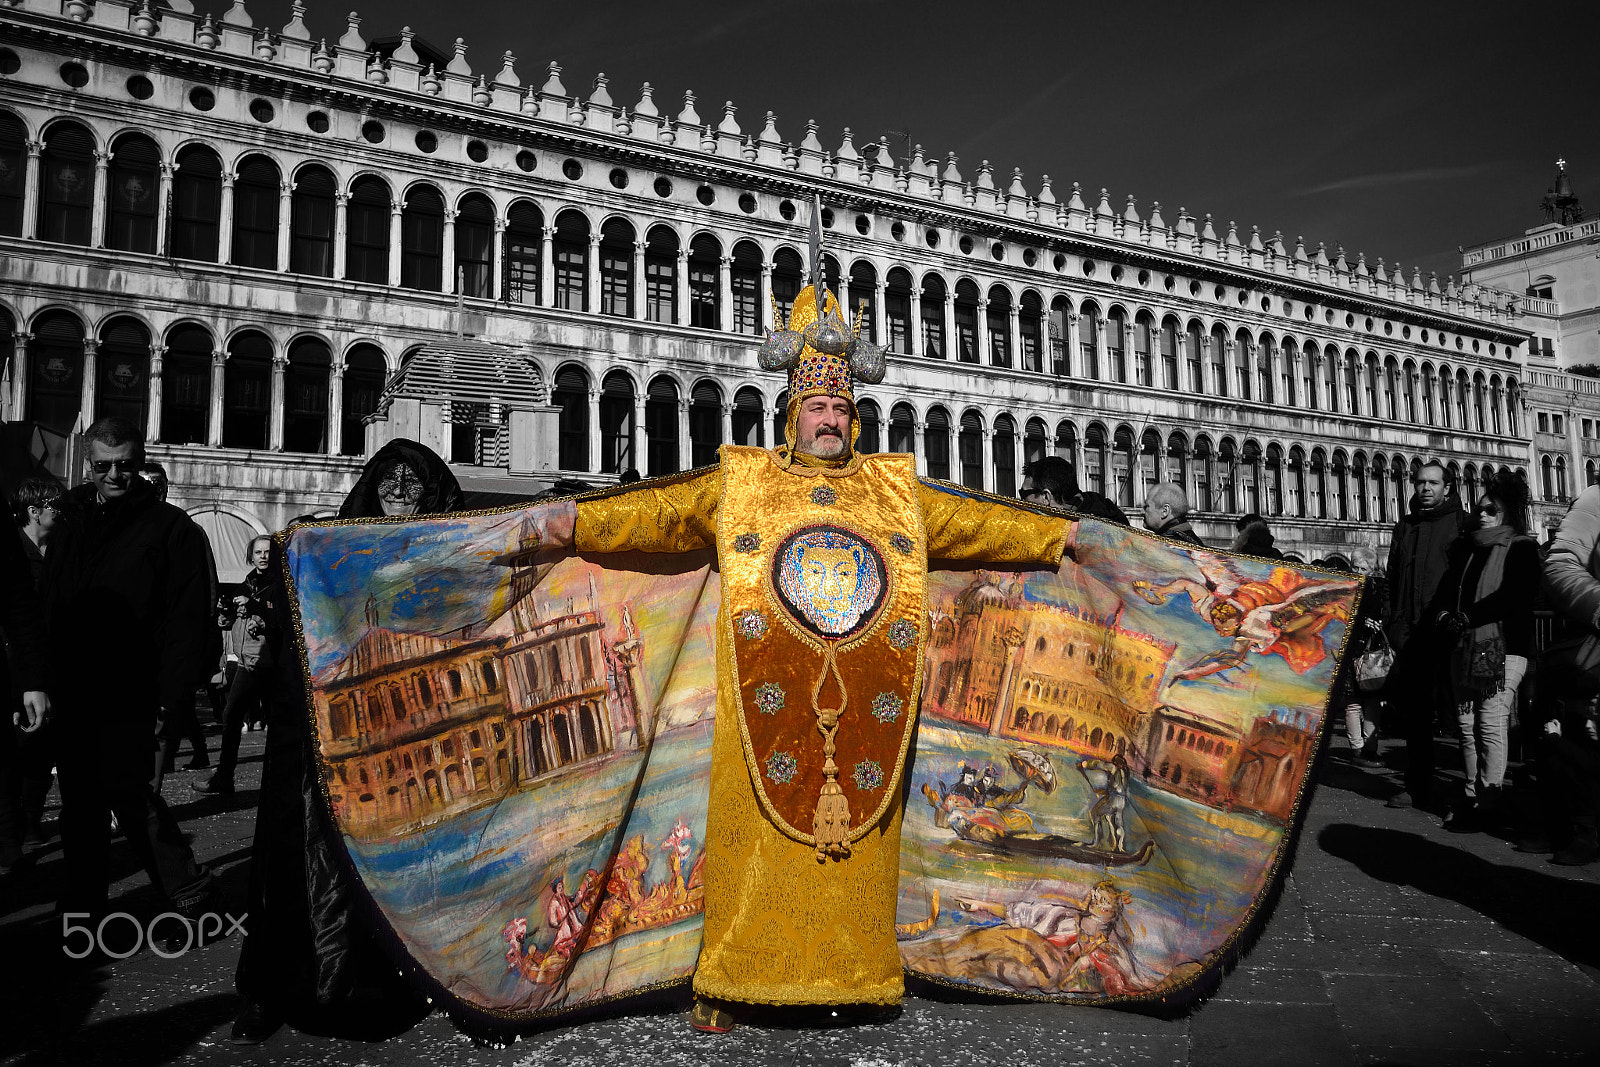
[918, 483, 1074, 565]
[573, 468, 723, 554]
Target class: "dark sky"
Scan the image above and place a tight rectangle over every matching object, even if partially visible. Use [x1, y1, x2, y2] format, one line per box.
[237, 0, 1600, 283]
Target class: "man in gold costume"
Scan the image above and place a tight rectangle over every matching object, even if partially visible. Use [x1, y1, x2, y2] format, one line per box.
[563, 281, 1075, 1029]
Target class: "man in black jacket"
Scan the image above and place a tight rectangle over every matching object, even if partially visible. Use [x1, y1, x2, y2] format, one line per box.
[1141, 483, 1206, 546]
[43, 417, 216, 918]
[1384, 460, 1467, 809]
[1021, 456, 1130, 526]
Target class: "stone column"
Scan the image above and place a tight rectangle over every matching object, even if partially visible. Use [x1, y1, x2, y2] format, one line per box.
[277, 180, 294, 272]
[588, 388, 602, 471]
[331, 191, 348, 280]
[676, 398, 690, 474]
[585, 233, 601, 312]
[1064, 312, 1080, 377]
[78, 338, 98, 427]
[145, 342, 164, 444]
[759, 263, 773, 333]
[539, 225, 555, 307]
[442, 208, 458, 294]
[979, 425, 993, 493]
[10, 332, 29, 420]
[268, 353, 287, 451]
[1008, 304, 1022, 369]
[720, 402, 733, 454]
[632, 392, 648, 474]
[328, 362, 345, 457]
[218, 171, 236, 264]
[207, 348, 226, 447]
[1094, 316, 1109, 381]
[679, 248, 697, 326]
[1200, 336, 1215, 395]
[717, 255, 732, 332]
[942, 292, 955, 361]
[988, 626, 1025, 738]
[913, 417, 928, 477]
[873, 280, 888, 347]
[909, 287, 924, 358]
[387, 200, 404, 287]
[631, 241, 647, 321]
[156, 162, 174, 256]
[21, 141, 41, 241]
[90, 150, 111, 248]
[974, 298, 989, 365]
[491, 216, 507, 301]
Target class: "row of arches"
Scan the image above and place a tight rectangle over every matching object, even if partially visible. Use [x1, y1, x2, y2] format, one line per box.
[4, 306, 386, 453]
[0, 114, 1520, 433]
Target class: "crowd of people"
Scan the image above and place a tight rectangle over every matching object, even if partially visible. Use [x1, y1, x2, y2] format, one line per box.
[1, 421, 1597, 1047]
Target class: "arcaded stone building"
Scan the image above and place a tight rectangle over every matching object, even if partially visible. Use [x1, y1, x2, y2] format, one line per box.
[0, 0, 1567, 569]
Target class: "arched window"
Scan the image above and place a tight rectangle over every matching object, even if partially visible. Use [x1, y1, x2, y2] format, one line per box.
[1233, 330, 1253, 400]
[172, 144, 222, 261]
[552, 210, 588, 310]
[1506, 379, 1520, 436]
[161, 323, 212, 444]
[687, 234, 720, 329]
[25, 311, 85, 435]
[1301, 342, 1318, 410]
[38, 121, 95, 246]
[400, 184, 445, 291]
[1054, 419, 1078, 466]
[1256, 335, 1275, 404]
[1342, 350, 1359, 414]
[455, 193, 494, 297]
[855, 397, 880, 454]
[1165, 431, 1189, 493]
[851, 262, 880, 344]
[1083, 423, 1108, 496]
[599, 369, 635, 473]
[1160, 316, 1180, 390]
[598, 217, 634, 316]
[1131, 312, 1153, 386]
[1473, 374, 1487, 433]
[504, 201, 542, 305]
[734, 386, 766, 448]
[771, 247, 803, 323]
[1112, 425, 1135, 507]
[646, 376, 679, 476]
[986, 285, 1010, 367]
[552, 364, 590, 472]
[959, 409, 984, 489]
[284, 336, 330, 453]
[1265, 443, 1284, 516]
[925, 406, 952, 480]
[885, 269, 913, 355]
[346, 175, 391, 284]
[1218, 438, 1239, 513]
[644, 225, 678, 323]
[1320, 344, 1339, 413]
[954, 280, 980, 364]
[223, 330, 272, 449]
[1557, 456, 1569, 501]
[772, 389, 788, 448]
[1107, 308, 1128, 383]
[888, 401, 916, 454]
[732, 240, 762, 334]
[920, 274, 947, 358]
[1138, 428, 1161, 499]
[1280, 339, 1299, 408]
[1330, 450, 1349, 521]
[289, 164, 335, 276]
[0, 111, 24, 236]
[689, 380, 722, 468]
[341, 343, 386, 455]
[1048, 296, 1070, 376]
[1403, 360, 1419, 423]
[96, 316, 151, 430]
[106, 133, 160, 253]
[1456, 369, 1470, 428]
[1025, 417, 1048, 467]
[232, 155, 280, 270]
[1362, 354, 1380, 417]
[1185, 321, 1204, 394]
[1193, 435, 1214, 510]
[1382, 356, 1400, 420]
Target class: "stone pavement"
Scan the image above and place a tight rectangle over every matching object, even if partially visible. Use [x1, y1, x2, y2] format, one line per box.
[2, 726, 1597, 1067]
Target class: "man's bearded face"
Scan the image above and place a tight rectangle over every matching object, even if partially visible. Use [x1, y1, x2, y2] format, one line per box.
[795, 396, 852, 459]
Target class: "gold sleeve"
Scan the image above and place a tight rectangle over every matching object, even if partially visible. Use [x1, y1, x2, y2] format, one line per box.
[574, 468, 722, 554]
[918, 483, 1074, 565]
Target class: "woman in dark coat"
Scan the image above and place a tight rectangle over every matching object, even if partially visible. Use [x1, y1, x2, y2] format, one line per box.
[232, 440, 462, 1044]
[1430, 470, 1540, 833]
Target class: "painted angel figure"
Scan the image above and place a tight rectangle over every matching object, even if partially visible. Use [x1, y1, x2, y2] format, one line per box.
[1132, 554, 1358, 681]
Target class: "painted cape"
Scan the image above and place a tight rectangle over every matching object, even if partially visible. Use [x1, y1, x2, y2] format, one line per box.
[282, 479, 1359, 1028]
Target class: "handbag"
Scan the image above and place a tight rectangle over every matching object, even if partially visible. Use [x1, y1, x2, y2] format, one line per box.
[1353, 626, 1393, 693]
[1462, 631, 1507, 699]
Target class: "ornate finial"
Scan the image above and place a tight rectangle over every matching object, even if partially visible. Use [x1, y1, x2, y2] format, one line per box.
[942, 152, 961, 183]
[589, 73, 613, 107]
[495, 51, 519, 87]
[634, 82, 658, 117]
[540, 61, 566, 96]
[1557, 156, 1567, 170]
[196, 14, 220, 48]
[719, 101, 741, 136]
[338, 12, 364, 52]
[447, 37, 471, 76]
[311, 37, 334, 72]
[255, 28, 278, 60]
[472, 74, 492, 105]
[281, 1, 309, 40]
[421, 64, 441, 95]
[801, 119, 822, 152]
[677, 90, 701, 126]
[390, 26, 418, 64]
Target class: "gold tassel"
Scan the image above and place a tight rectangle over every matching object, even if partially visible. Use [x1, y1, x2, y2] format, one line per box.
[811, 643, 852, 862]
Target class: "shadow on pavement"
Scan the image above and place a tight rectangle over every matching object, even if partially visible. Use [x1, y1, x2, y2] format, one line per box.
[1318, 823, 1600, 968]
[17, 991, 240, 1067]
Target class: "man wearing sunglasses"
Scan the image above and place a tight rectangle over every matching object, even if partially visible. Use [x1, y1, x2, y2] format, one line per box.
[41, 417, 219, 927]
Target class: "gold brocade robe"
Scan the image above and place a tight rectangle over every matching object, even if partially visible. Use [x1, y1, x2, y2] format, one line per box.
[574, 446, 1071, 1005]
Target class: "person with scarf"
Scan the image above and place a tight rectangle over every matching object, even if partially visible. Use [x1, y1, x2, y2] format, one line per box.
[1429, 471, 1539, 833]
[1383, 461, 1467, 810]
[231, 439, 462, 1045]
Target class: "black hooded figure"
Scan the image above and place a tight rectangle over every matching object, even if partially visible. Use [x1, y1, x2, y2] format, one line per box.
[232, 440, 461, 1044]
